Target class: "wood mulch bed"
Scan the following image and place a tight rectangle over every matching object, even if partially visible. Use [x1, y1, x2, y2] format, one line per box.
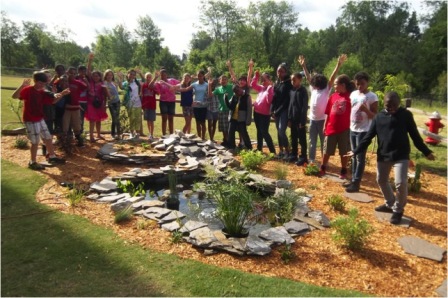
[2, 135, 446, 296]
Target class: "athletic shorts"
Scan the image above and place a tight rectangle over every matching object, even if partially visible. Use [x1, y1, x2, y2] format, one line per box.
[323, 129, 350, 156]
[143, 109, 156, 121]
[193, 107, 207, 122]
[159, 101, 175, 115]
[182, 106, 194, 117]
[25, 119, 52, 145]
[207, 111, 219, 121]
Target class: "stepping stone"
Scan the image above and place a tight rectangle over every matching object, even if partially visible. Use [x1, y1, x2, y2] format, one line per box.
[374, 211, 412, 228]
[344, 192, 374, 203]
[436, 279, 447, 297]
[322, 173, 346, 183]
[398, 236, 446, 262]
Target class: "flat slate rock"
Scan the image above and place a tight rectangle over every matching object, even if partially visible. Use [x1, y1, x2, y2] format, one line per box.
[259, 226, 295, 245]
[161, 221, 181, 232]
[307, 210, 331, 227]
[284, 220, 310, 235]
[374, 211, 412, 227]
[90, 177, 118, 193]
[186, 226, 217, 247]
[294, 214, 325, 230]
[436, 279, 447, 297]
[398, 236, 446, 262]
[245, 235, 272, 256]
[179, 220, 208, 233]
[158, 210, 186, 224]
[344, 192, 374, 203]
[322, 173, 346, 183]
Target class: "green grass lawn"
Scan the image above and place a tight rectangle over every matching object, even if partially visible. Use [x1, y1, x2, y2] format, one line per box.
[1, 159, 366, 297]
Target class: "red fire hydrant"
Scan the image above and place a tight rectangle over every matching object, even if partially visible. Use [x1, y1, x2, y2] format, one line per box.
[425, 111, 444, 145]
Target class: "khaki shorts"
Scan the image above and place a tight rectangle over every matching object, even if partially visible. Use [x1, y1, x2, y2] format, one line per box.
[26, 120, 52, 145]
[323, 129, 350, 155]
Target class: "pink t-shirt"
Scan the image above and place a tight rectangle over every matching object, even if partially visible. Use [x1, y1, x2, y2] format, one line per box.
[251, 76, 273, 116]
[155, 78, 179, 102]
[324, 92, 351, 136]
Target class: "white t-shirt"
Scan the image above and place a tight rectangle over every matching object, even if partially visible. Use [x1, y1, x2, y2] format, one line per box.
[349, 90, 378, 132]
[308, 85, 331, 121]
[129, 81, 141, 108]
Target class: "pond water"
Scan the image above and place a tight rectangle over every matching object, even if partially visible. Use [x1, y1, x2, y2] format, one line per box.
[144, 188, 273, 235]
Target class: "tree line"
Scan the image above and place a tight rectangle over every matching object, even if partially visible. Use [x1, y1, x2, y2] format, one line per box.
[1, 1, 446, 101]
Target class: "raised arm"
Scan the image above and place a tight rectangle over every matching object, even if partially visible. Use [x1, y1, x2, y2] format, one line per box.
[298, 55, 311, 83]
[12, 79, 32, 99]
[226, 60, 237, 84]
[87, 53, 94, 78]
[135, 67, 145, 81]
[328, 54, 347, 88]
[116, 71, 125, 90]
[247, 59, 254, 85]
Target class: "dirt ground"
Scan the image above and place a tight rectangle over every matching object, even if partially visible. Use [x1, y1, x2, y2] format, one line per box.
[1, 135, 446, 297]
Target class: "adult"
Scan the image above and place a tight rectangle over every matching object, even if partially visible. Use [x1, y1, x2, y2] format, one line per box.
[346, 92, 435, 224]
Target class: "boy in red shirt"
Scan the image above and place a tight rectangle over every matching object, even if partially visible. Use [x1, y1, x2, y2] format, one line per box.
[12, 71, 70, 170]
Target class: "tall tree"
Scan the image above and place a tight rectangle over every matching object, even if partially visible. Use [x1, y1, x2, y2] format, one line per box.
[134, 15, 163, 69]
[93, 24, 134, 69]
[155, 47, 181, 76]
[246, 0, 299, 71]
[22, 21, 54, 67]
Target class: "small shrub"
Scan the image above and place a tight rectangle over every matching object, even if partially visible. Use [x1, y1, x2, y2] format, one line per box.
[141, 142, 151, 150]
[239, 150, 272, 171]
[66, 184, 86, 207]
[273, 162, 288, 180]
[408, 164, 422, 193]
[136, 219, 150, 230]
[303, 162, 320, 176]
[114, 206, 133, 223]
[264, 190, 301, 226]
[280, 241, 296, 264]
[171, 230, 183, 244]
[116, 179, 145, 197]
[326, 195, 346, 212]
[14, 136, 29, 149]
[331, 208, 374, 251]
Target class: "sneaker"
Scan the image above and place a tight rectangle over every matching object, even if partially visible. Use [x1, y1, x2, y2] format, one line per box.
[318, 165, 326, 177]
[284, 154, 297, 163]
[28, 161, 44, 171]
[345, 181, 360, 193]
[148, 135, 154, 141]
[339, 168, 348, 180]
[275, 151, 285, 159]
[296, 157, 308, 166]
[48, 156, 66, 164]
[390, 212, 403, 224]
[374, 204, 394, 213]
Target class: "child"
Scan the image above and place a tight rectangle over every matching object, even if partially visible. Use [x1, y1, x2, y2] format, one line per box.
[179, 73, 193, 134]
[345, 71, 378, 192]
[56, 74, 85, 147]
[12, 72, 70, 170]
[209, 74, 233, 146]
[141, 72, 159, 141]
[346, 92, 435, 224]
[103, 69, 122, 140]
[206, 78, 219, 142]
[319, 74, 355, 178]
[77, 63, 89, 135]
[118, 69, 143, 139]
[225, 84, 252, 150]
[288, 72, 309, 165]
[298, 54, 346, 163]
[250, 66, 276, 154]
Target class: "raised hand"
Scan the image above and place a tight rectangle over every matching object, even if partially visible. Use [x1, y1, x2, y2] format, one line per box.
[22, 78, 32, 87]
[338, 54, 347, 65]
[248, 59, 254, 68]
[298, 55, 306, 66]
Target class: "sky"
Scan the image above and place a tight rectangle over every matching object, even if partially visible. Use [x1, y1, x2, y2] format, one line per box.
[1, 0, 425, 57]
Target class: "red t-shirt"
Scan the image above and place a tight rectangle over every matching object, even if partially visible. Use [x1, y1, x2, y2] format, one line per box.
[68, 78, 87, 106]
[19, 86, 54, 122]
[324, 92, 351, 136]
[141, 83, 158, 110]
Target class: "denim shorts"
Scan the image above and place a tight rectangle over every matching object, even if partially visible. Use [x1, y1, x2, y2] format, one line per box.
[159, 101, 175, 115]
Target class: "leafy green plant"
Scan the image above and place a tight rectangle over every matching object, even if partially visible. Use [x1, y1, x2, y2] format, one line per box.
[280, 241, 296, 264]
[302, 162, 320, 176]
[116, 179, 145, 197]
[66, 184, 86, 207]
[136, 219, 150, 230]
[14, 136, 28, 149]
[263, 190, 301, 226]
[239, 150, 272, 171]
[141, 142, 151, 150]
[114, 206, 133, 224]
[331, 208, 374, 251]
[326, 195, 346, 212]
[204, 170, 254, 237]
[171, 230, 183, 244]
[273, 162, 288, 180]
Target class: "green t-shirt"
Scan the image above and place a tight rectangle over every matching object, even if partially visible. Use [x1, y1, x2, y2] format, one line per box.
[213, 83, 233, 112]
